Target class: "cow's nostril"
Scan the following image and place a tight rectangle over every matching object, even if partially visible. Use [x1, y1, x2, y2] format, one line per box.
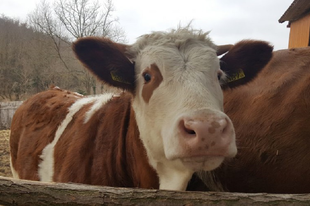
[185, 127, 196, 135]
[180, 119, 196, 135]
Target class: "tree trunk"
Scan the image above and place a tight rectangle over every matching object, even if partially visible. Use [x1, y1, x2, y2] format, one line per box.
[0, 176, 309, 206]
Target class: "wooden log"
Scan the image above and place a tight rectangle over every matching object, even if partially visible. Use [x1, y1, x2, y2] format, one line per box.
[0, 176, 310, 206]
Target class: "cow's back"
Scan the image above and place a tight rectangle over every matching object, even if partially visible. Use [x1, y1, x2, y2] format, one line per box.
[212, 47, 310, 193]
[10, 88, 81, 180]
[10, 87, 159, 188]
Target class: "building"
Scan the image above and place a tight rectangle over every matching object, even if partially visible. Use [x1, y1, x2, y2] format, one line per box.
[279, 0, 310, 48]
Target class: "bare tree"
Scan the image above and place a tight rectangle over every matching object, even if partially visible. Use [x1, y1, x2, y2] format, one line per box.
[54, 0, 121, 39]
[27, 0, 126, 94]
[28, 0, 71, 71]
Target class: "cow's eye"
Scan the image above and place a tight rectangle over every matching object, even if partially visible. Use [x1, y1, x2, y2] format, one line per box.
[143, 72, 152, 83]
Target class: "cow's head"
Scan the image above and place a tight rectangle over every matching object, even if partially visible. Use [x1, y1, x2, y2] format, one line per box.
[73, 27, 273, 190]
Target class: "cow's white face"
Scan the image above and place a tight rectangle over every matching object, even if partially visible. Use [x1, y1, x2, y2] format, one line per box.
[73, 28, 238, 190]
[128, 30, 237, 189]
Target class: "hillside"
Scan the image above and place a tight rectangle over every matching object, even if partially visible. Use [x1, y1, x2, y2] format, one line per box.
[0, 16, 106, 101]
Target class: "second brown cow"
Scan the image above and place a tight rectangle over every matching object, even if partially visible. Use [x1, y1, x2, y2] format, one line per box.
[198, 46, 310, 194]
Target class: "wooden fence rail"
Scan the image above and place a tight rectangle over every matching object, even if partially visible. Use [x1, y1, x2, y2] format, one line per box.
[0, 176, 310, 206]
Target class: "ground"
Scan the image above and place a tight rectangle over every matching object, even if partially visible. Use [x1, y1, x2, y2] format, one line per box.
[0, 130, 11, 177]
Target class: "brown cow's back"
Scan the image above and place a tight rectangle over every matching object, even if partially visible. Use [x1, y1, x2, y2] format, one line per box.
[211, 47, 310, 193]
[10, 88, 159, 189]
[10, 88, 78, 180]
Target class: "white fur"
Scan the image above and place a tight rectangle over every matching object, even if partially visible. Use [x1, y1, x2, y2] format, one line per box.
[127, 27, 237, 190]
[84, 93, 113, 123]
[38, 95, 111, 182]
[74, 92, 84, 97]
[10, 156, 19, 179]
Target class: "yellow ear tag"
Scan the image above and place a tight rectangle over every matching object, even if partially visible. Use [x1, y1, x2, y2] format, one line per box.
[110, 70, 131, 85]
[227, 69, 245, 83]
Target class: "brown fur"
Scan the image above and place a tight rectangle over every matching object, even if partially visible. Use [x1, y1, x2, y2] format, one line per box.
[207, 47, 310, 193]
[10, 89, 159, 188]
[220, 40, 273, 88]
[10, 88, 78, 180]
[72, 37, 136, 92]
[142, 64, 163, 103]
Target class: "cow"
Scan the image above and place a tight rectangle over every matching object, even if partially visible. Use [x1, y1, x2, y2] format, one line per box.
[197, 46, 310, 194]
[9, 27, 273, 191]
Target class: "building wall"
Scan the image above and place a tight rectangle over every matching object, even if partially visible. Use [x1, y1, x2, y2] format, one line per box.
[289, 13, 310, 48]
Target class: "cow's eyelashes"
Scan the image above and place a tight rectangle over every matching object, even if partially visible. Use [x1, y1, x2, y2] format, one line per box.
[143, 72, 152, 83]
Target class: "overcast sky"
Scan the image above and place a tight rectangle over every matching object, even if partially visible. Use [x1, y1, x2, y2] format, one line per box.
[1, 0, 293, 50]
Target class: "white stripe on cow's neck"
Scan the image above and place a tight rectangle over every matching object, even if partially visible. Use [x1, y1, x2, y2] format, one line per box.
[38, 94, 113, 182]
[84, 93, 114, 123]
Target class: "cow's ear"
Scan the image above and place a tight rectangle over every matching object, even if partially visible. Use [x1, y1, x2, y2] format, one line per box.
[220, 40, 273, 88]
[72, 37, 135, 93]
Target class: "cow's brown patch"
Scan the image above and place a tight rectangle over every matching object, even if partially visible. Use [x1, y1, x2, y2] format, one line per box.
[11, 89, 159, 189]
[208, 47, 310, 193]
[208, 128, 216, 134]
[142, 64, 163, 103]
[10, 88, 78, 181]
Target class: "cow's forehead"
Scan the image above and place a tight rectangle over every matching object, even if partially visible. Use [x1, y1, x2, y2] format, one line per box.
[128, 28, 217, 60]
[128, 28, 219, 75]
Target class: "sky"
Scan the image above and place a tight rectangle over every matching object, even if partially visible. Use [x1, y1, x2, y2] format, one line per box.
[1, 0, 293, 50]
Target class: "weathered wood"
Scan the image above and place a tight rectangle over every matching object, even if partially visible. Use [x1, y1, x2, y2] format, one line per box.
[0, 176, 310, 205]
[0, 101, 23, 130]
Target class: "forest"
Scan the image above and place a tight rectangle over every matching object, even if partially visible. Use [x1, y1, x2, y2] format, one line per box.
[0, 0, 125, 101]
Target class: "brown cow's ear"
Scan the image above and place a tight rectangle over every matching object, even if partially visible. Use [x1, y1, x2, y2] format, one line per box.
[220, 40, 273, 89]
[72, 37, 135, 93]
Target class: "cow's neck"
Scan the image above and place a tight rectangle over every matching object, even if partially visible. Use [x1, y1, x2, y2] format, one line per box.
[130, 96, 194, 191]
[125, 105, 159, 189]
[113, 93, 159, 189]
[111, 93, 191, 190]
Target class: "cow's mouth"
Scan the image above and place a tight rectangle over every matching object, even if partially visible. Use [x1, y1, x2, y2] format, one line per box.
[181, 156, 225, 171]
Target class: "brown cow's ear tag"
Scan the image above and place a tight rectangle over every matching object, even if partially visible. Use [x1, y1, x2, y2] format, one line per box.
[226, 69, 246, 83]
[110, 70, 132, 85]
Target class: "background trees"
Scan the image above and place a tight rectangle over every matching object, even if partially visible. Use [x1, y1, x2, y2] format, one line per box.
[0, 17, 35, 100]
[0, 0, 126, 101]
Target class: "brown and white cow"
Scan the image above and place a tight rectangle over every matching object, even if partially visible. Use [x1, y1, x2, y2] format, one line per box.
[9, 27, 273, 191]
[197, 46, 310, 193]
